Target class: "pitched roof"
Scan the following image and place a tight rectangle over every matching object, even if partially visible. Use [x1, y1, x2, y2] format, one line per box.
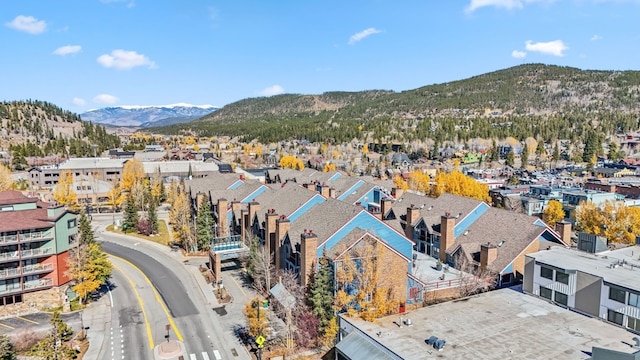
[0, 190, 37, 206]
[185, 173, 246, 198]
[448, 208, 554, 273]
[253, 182, 319, 224]
[288, 197, 363, 248]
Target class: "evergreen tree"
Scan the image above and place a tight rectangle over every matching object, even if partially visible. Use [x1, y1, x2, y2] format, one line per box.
[505, 149, 515, 167]
[0, 334, 16, 360]
[78, 210, 95, 244]
[123, 193, 139, 233]
[30, 310, 76, 360]
[148, 200, 159, 234]
[246, 237, 260, 280]
[552, 143, 560, 163]
[307, 251, 335, 332]
[521, 143, 529, 168]
[608, 141, 621, 162]
[196, 199, 213, 251]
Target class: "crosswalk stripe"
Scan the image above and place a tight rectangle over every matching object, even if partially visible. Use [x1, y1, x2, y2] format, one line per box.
[202, 351, 211, 360]
[213, 350, 222, 360]
[190, 354, 197, 360]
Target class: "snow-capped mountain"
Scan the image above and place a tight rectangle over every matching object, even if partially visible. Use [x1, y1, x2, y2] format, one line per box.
[80, 103, 219, 127]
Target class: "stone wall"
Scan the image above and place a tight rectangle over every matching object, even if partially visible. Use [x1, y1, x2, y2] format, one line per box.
[0, 287, 64, 318]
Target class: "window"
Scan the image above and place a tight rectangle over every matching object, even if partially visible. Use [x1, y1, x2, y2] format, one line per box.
[609, 287, 626, 303]
[628, 316, 640, 332]
[67, 219, 76, 229]
[630, 293, 640, 308]
[608, 309, 624, 326]
[540, 266, 553, 280]
[555, 272, 569, 285]
[554, 291, 568, 306]
[540, 287, 552, 300]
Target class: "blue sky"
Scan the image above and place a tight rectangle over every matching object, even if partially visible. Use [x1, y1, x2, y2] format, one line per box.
[1, 0, 639, 113]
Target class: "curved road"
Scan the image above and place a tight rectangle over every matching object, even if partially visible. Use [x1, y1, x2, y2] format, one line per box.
[101, 242, 198, 318]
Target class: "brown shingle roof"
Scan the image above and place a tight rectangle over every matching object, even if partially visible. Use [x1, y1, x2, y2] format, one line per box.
[0, 190, 38, 206]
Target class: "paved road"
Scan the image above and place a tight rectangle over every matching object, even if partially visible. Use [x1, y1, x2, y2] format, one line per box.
[97, 226, 251, 360]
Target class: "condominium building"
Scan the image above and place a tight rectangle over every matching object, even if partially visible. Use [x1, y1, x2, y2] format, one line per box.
[0, 190, 78, 316]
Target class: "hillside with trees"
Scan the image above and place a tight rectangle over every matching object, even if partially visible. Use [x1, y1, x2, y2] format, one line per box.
[0, 100, 120, 169]
[151, 64, 640, 145]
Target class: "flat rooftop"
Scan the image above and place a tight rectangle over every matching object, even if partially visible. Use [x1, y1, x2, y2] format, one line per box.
[529, 246, 640, 293]
[341, 288, 638, 359]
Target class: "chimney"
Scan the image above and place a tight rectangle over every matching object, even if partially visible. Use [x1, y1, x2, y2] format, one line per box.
[304, 183, 315, 191]
[275, 216, 290, 271]
[300, 230, 318, 287]
[439, 214, 456, 262]
[240, 208, 248, 243]
[196, 192, 206, 210]
[265, 209, 278, 263]
[248, 200, 260, 234]
[405, 205, 420, 239]
[328, 187, 336, 199]
[392, 187, 404, 199]
[555, 221, 572, 244]
[321, 184, 330, 198]
[231, 200, 242, 217]
[216, 198, 228, 238]
[381, 198, 392, 220]
[480, 242, 498, 271]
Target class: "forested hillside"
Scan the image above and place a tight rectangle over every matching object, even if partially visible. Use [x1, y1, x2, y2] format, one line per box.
[0, 100, 120, 169]
[152, 64, 640, 144]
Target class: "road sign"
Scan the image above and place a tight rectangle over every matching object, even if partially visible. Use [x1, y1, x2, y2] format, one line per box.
[255, 335, 266, 346]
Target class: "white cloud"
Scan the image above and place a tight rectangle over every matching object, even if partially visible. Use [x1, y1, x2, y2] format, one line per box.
[465, 0, 556, 13]
[100, 0, 135, 7]
[260, 85, 285, 96]
[5, 15, 47, 34]
[512, 50, 527, 59]
[97, 49, 156, 70]
[53, 45, 82, 56]
[590, 34, 603, 41]
[525, 40, 568, 56]
[348, 27, 382, 45]
[72, 97, 86, 106]
[93, 94, 119, 104]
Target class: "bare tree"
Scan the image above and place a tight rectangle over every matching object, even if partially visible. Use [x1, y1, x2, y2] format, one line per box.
[455, 254, 497, 298]
[247, 238, 275, 294]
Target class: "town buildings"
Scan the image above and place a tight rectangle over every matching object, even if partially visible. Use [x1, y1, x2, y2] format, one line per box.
[0, 190, 78, 317]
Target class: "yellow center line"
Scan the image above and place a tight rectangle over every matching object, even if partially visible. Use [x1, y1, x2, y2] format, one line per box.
[16, 316, 38, 324]
[112, 263, 155, 349]
[228, 273, 247, 298]
[109, 254, 184, 342]
[0, 322, 14, 330]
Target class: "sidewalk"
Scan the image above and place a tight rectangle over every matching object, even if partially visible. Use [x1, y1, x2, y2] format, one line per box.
[82, 298, 111, 360]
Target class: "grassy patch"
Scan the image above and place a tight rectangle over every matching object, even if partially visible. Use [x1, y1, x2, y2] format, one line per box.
[106, 220, 171, 246]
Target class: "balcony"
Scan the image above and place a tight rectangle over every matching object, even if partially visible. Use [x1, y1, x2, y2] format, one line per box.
[0, 234, 18, 246]
[0, 268, 20, 279]
[20, 247, 54, 259]
[19, 231, 53, 243]
[0, 251, 20, 263]
[24, 278, 53, 290]
[22, 263, 54, 275]
[0, 284, 22, 295]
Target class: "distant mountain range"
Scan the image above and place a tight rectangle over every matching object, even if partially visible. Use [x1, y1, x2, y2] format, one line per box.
[80, 103, 219, 127]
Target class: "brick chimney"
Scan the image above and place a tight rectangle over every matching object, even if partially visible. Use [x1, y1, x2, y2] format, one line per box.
[392, 187, 404, 199]
[328, 187, 336, 199]
[216, 198, 228, 238]
[480, 242, 498, 271]
[300, 229, 318, 287]
[304, 183, 315, 191]
[405, 205, 420, 239]
[439, 214, 456, 262]
[240, 208, 248, 243]
[275, 216, 290, 271]
[555, 221, 572, 244]
[248, 200, 260, 234]
[320, 183, 330, 198]
[381, 198, 392, 220]
[265, 209, 278, 263]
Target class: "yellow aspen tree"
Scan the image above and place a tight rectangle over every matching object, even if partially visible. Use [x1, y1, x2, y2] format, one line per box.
[121, 158, 145, 192]
[53, 170, 77, 208]
[106, 181, 125, 224]
[323, 163, 337, 172]
[574, 201, 605, 236]
[393, 175, 408, 192]
[0, 164, 14, 190]
[543, 200, 565, 226]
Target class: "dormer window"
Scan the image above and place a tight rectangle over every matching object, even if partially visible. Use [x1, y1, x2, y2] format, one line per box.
[1, 206, 13, 212]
